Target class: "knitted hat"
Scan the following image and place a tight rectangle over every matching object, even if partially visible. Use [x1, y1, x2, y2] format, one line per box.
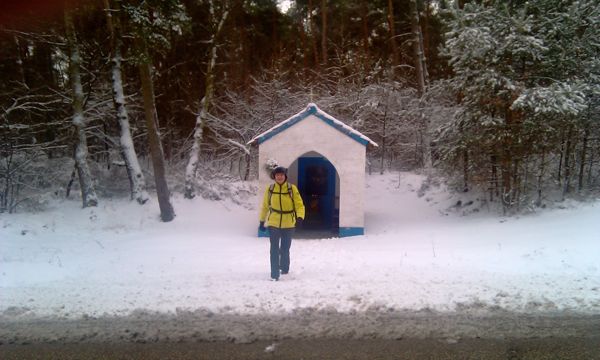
[270, 166, 287, 180]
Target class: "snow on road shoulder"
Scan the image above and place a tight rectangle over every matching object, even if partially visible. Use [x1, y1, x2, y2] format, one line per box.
[1, 173, 599, 322]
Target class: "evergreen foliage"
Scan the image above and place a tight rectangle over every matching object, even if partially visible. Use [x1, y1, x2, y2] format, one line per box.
[438, 0, 600, 211]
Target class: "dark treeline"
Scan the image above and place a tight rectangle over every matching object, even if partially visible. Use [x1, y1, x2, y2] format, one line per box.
[1, 0, 598, 217]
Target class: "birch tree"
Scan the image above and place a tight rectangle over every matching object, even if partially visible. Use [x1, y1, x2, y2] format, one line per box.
[184, 0, 229, 199]
[64, 4, 98, 208]
[103, 0, 149, 205]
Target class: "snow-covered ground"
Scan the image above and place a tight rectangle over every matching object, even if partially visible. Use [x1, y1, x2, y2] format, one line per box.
[1, 172, 599, 342]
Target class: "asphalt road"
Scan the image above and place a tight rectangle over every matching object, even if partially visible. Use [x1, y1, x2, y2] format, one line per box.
[1, 337, 600, 360]
[2, 310, 600, 359]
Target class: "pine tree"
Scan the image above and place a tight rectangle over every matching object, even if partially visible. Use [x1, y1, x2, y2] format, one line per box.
[439, 1, 600, 209]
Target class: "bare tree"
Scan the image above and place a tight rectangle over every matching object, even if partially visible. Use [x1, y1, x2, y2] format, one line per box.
[1, 90, 65, 213]
[184, 0, 229, 199]
[137, 43, 175, 221]
[122, 0, 190, 221]
[64, 4, 98, 208]
[103, 0, 149, 205]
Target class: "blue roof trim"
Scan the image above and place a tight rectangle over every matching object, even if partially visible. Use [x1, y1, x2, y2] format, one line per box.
[313, 112, 370, 146]
[257, 104, 369, 147]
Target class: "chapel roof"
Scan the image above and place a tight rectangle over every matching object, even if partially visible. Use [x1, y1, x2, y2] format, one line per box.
[247, 103, 378, 147]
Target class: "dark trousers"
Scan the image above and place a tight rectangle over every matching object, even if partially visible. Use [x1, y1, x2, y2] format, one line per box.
[268, 227, 294, 279]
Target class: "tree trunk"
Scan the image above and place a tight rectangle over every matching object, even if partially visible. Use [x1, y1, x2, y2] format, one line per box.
[64, 5, 98, 208]
[535, 151, 545, 207]
[308, 0, 320, 70]
[387, 0, 399, 73]
[562, 125, 574, 198]
[321, 0, 327, 66]
[0, 147, 13, 212]
[462, 149, 469, 192]
[243, 153, 250, 181]
[360, 0, 370, 69]
[298, 18, 309, 72]
[500, 153, 512, 211]
[185, 98, 206, 199]
[586, 144, 594, 189]
[14, 35, 27, 86]
[137, 41, 175, 222]
[409, 0, 427, 95]
[423, 0, 431, 69]
[500, 110, 516, 211]
[104, 0, 149, 205]
[557, 132, 564, 184]
[578, 125, 589, 193]
[420, 110, 432, 172]
[184, 4, 229, 199]
[512, 158, 520, 208]
[490, 154, 498, 201]
[409, 0, 430, 169]
[409, 1, 430, 169]
[418, 16, 429, 85]
[379, 103, 388, 175]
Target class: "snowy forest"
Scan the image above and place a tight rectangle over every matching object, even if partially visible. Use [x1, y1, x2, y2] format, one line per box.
[1, 0, 599, 219]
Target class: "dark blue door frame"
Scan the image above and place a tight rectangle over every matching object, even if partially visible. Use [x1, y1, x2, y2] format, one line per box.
[298, 157, 336, 230]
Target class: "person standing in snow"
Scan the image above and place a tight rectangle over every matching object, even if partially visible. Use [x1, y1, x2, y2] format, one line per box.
[259, 166, 305, 281]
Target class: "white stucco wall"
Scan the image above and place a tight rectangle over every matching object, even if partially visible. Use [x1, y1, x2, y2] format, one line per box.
[258, 114, 366, 229]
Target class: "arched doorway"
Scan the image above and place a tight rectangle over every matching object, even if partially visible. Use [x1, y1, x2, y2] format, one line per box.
[290, 152, 339, 237]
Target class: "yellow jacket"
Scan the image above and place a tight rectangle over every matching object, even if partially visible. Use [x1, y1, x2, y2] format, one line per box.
[260, 182, 305, 229]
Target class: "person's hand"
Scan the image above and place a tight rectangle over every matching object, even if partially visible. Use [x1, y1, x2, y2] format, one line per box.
[296, 218, 303, 227]
[259, 221, 266, 232]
